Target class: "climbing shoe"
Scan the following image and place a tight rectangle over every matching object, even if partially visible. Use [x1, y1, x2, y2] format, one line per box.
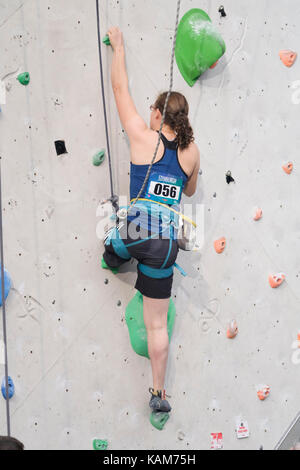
[101, 257, 119, 274]
[149, 388, 172, 413]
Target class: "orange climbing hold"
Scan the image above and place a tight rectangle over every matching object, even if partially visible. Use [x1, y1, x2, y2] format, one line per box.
[282, 162, 293, 174]
[253, 208, 263, 221]
[210, 60, 219, 69]
[214, 237, 226, 254]
[279, 50, 297, 67]
[268, 273, 285, 288]
[257, 386, 270, 401]
[227, 320, 238, 339]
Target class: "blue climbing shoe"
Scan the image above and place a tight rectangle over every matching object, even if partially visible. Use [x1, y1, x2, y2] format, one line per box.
[149, 388, 172, 413]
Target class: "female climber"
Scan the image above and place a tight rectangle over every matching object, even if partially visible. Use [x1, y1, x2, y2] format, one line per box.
[102, 27, 200, 413]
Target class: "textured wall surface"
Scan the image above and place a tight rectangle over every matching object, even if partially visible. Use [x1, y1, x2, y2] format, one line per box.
[0, 0, 300, 450]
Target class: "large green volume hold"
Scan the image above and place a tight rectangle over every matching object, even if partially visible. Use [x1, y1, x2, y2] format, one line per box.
[125, 291, 176, 359]
[175, 8, 226, 86]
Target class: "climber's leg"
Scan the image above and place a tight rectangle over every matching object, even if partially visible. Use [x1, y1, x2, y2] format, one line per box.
[142, 295, 170, 391]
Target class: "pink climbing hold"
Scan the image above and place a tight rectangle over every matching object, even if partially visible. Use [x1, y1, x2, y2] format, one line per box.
[282, 162, 293, 175]
[268, 273, 285, 288]
[253, 208, 263, 221]
[214, 237, 226, 254]
[257, 385, 270, 401]
[279, 50, 297, 67]
[227, 320, 238, 339]
[210, 60, 219, 69]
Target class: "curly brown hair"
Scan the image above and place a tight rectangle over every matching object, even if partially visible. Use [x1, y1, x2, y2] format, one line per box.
[154, 91, 194, 151]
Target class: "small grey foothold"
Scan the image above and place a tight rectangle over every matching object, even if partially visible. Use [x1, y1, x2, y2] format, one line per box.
[104, 279, 108, 284]
[213, 192, 217, 198]
[178, 431, 185, 441]
[117, 300, 121, 306]
[199, 169, 202, 175]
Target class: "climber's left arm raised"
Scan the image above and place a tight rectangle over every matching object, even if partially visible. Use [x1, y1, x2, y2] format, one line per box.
[107, 27, 147, 141]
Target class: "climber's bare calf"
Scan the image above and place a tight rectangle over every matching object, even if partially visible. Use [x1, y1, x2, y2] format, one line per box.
[143, 296, 169, 391]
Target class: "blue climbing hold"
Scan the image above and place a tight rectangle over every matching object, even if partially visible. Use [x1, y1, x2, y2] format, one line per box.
[1, 376, 15, 400]
[0, 266, 11, 307]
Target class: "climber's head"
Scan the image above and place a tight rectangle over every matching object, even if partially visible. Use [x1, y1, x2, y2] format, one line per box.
[0, 436, 24, 450]
[150, 91, 194, 151]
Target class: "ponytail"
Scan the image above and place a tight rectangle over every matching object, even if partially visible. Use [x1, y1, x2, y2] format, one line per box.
[173, 111, 194, 151]
[154, 92, 195, 151]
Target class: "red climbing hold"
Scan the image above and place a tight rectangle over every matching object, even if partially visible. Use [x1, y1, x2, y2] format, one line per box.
[253, 208, 263, 221]
[257, 385, 270, 401]
[214, 237, 226, 254]
[282, 162, 293, 174]
[269, 273, 285, 288]
[227, 320, 238, 339]
[279, 50, 297, 67]
[210, 61, 219, 69]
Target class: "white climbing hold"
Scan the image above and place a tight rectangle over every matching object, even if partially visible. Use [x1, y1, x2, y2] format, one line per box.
[210, 432, 223, 449]
[236, 418, 250, 439]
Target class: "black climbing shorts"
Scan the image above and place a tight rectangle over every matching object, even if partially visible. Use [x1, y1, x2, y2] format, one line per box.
[102, 220, 179, 299]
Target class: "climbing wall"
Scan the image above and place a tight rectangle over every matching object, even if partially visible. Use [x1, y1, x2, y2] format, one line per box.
[0, 0, 300, 450]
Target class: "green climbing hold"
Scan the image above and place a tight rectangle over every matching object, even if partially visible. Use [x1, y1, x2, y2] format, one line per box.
[17, 72, 30, 86]
[101, 257, 119, 274]
[150, 411, 170, 430]
[175, 8, 226, 87]
[125, 291, 176, 359]
[93, 149, 105, 166]
[93, 439, 108, 450]
[102, 35, 111, 46]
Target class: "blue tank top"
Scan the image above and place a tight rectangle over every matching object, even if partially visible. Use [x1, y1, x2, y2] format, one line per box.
[128, 131, 188, 232]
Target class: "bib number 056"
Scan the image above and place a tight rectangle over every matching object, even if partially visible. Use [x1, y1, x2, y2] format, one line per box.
[149, 182, 179, 200]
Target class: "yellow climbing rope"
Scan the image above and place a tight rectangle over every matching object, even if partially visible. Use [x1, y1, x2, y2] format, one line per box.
[130, 198, 197, 228]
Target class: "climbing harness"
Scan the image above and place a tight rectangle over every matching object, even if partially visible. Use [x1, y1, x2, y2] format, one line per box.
[128, 198, 197, 252]
[104, 205, 187, 279]
[0, 160, 11, 436]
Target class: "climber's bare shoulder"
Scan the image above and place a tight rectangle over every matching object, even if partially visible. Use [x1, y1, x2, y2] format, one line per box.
[129, 126, 199, 176]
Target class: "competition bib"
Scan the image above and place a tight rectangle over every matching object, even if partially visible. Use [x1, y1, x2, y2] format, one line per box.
[145, 172, 183, 205]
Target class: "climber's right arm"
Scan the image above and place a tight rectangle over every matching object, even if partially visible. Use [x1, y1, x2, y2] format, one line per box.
[182, 147, 200, 197]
